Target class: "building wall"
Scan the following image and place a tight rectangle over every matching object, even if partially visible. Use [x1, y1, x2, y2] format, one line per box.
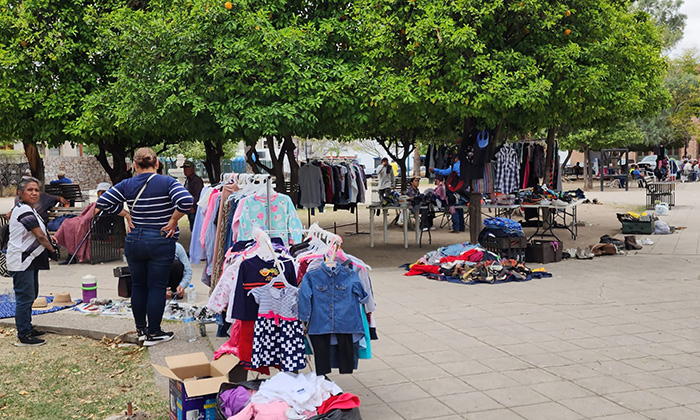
[45, 155, 112, 190]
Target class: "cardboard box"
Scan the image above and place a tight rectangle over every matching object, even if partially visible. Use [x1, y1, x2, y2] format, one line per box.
[153, 352, 239, 420]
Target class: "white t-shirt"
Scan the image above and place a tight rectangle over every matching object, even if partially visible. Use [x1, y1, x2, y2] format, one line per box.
[7, 202, 49, 272]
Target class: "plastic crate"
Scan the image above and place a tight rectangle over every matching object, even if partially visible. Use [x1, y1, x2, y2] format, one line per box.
[526, 240, 563, 264]
[621, 220, 653, 234]
[480, 236, 527, 261]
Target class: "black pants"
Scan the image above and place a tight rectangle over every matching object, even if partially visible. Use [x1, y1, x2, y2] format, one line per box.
[309, 334, 355, 375]
[168, 259, 184, 294]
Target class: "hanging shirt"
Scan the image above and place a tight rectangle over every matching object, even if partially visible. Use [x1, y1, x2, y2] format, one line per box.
[299, 262, 369, 335]
[189, 187, 211, 264]
[494, 146, 520, 193]
[227, 256, 297, 322]
[235, 193, 303, 245]
[298, 164, 325, 209]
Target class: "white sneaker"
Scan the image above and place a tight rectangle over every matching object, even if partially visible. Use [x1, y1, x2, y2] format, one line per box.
[640, 238, 654, 245]
[540, 199, 552, 206]
[552, 199, 568, 207]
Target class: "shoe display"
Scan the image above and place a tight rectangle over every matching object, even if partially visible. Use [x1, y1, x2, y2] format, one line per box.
[143, 330, 174, 347]
[624, 236, 642, 250]
[575, 247, 593, 259]
[15, 335, 46, 347]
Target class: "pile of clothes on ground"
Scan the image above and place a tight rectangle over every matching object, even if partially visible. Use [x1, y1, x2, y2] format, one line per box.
[402, 242, 551, 285]
[218, 372, 360, 420]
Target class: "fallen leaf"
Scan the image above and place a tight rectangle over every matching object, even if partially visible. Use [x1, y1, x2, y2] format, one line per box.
[18, 391, 29, 396]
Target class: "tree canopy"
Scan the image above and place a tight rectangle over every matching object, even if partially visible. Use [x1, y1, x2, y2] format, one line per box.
[0, 0, 675, 190]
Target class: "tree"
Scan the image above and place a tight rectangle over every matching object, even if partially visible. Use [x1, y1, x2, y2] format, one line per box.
[0, 0, 126, 184]
[66, 1, 232, 183]
[631, 0, 687, 50]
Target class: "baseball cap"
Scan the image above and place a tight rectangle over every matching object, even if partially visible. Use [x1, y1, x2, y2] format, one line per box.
[181, 160, 195, 168]
[97, 182, 111, 192]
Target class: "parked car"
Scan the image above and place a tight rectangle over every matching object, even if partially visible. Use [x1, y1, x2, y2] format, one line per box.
[637, 155, 657, 171]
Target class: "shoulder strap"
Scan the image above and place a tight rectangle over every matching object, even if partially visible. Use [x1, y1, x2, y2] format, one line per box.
[129, 173, 158, 213]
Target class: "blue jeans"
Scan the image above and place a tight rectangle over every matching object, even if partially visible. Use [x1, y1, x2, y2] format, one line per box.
[451, 208, 465, 231]
[12, 270, 39, 338]
[124, 228, 176, 334]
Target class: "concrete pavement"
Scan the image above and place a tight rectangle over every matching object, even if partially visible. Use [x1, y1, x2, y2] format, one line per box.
[2, 184, 700, 419]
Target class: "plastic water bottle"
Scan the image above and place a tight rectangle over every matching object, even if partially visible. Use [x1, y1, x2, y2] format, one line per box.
[183, 309, 197, 343]
[186, 284, 196, 304]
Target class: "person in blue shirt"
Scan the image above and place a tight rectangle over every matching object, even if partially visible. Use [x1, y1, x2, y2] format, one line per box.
[167, 242, 192, 299]
[430, 157, 465, 233]
[49, 171, 73, 185]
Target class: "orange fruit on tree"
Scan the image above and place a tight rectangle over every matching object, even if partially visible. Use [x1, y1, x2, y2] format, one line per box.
[564, 29, 571, 36]
[224, 1, 232, 9]
[565, 10, 571, 17]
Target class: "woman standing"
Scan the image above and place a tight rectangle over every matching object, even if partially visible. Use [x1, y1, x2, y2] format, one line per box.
[8, 177, 59, 347]
[96, 148, 193, 346]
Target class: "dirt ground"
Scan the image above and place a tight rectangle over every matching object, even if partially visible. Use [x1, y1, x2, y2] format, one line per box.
[0, 327, 165, 419]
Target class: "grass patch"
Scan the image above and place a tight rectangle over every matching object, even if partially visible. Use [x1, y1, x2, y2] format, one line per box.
[0, 327, 167, 419]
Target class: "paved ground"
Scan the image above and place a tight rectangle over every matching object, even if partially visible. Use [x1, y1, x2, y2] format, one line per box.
[2, 183, 700, 419]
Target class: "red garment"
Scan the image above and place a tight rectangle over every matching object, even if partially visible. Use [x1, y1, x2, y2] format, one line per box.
[214, 320, 241, 360]
[405, 264, 441, 276]
[439, 249, 483, 264]
[318, 393, 361, 415]
[54, 202, 97, 263]
[297, 259, 312, 284]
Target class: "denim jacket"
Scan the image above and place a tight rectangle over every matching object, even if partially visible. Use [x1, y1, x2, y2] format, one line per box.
[299, 262, 369, 335]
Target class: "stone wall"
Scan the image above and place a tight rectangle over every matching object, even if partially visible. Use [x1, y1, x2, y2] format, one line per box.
[45, 156, 112, 190]
[0, 152, 30, 197]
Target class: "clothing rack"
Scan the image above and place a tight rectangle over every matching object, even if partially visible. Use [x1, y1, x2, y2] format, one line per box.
[301, 159, 367, 236]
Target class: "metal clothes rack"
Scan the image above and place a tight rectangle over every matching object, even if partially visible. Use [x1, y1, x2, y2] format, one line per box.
[302, 159, 367, 236]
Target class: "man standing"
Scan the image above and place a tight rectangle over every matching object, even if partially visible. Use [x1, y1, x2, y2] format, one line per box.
[376, 157, 395, 202]
[182, 161, 204, 230]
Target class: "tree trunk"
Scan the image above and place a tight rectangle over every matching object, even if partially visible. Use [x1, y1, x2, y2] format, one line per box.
[583, 145, 593, 191]
[245, 144, 262, 174]
[96, 140, 130, 185]
[203, 139, 224, 184]
[413, 147, 421, 177]
[561, 150, 573, 169]
[23, 142, 45, 187]
[468, 192, 481, 245]
[544, 127, 556, 188]
[265, 136, 285, 193]
[282, 134, 299, 204]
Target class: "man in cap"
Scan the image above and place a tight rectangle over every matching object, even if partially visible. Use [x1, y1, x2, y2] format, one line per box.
[49, 170, 73, 185]
[182, 160, 203, 230]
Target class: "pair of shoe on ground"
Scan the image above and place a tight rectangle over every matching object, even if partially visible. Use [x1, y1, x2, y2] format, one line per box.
[15, 328, 174, 348]
[15, 328, 47, 347]
[137, 328, 175, 347]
